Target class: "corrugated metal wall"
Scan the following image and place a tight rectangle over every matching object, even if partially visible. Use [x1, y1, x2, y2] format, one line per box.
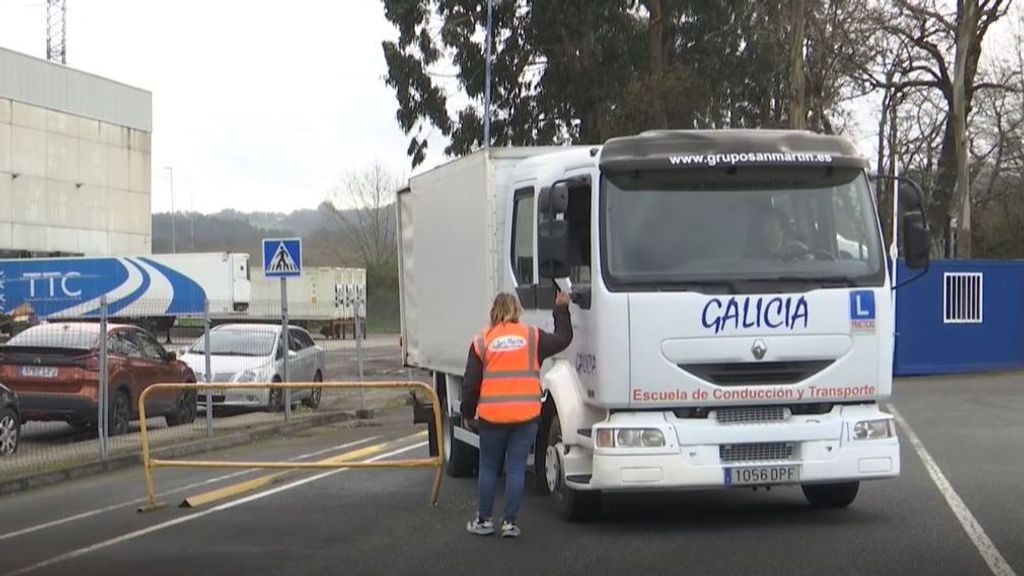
[0, 47, 151, 132]
[894, 260, 1024, 375]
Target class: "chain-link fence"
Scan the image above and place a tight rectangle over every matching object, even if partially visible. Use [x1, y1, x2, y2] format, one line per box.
[0, 293, 420, 488]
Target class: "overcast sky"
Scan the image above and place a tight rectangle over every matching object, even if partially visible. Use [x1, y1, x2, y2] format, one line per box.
[0, 0, 451, 215]
[0, 1, 1016, 216]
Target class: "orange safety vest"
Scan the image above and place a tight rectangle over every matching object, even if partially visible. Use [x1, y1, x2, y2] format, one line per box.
[473, 323, 542, 424]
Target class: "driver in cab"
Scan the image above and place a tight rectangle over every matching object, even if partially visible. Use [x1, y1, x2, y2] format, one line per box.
[745, 208, 813, 261]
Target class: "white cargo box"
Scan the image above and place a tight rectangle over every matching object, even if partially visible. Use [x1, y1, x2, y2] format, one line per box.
[398, 147, 565, 375]
[249, 266, 366, 320]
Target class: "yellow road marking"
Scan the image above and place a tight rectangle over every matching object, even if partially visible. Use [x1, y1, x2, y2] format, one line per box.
[181, 431, 428, 508]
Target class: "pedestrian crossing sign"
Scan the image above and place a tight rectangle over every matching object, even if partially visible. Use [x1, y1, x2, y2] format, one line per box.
[263, 238, 302, 278]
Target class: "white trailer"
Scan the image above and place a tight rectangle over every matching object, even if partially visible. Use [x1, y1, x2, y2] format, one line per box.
[399, 130, 931, 520]
[249, 266, 367, 326]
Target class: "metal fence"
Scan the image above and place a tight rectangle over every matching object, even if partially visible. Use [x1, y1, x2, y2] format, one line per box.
[0, 293, 419, 488]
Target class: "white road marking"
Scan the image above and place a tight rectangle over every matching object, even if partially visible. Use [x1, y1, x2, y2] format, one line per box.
[889, 404, 1016, 576]
[3, 441, 427, 576]
[0, 436, 379, 543]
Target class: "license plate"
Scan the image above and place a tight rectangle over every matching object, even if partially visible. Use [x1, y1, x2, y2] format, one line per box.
[725, 465, 800, 486]
[20, 365, 58, 378]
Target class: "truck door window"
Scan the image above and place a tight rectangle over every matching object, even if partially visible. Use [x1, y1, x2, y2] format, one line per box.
[535, 180, 592, 310]
[511, 188, 535, 286]
[565, 182, 592, 285]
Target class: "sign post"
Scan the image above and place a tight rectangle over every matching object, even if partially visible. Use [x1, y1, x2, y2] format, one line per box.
[262, 238, 302, 422]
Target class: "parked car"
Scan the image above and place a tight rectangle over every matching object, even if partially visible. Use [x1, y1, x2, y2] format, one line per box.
[0, 323, 197, 435]
[0, 383, 20, 456]
[181, 323, 325, 411]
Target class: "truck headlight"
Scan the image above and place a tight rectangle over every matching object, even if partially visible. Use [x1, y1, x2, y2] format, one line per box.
[595, 428, 666, 448]
[853, 419, 893, 440]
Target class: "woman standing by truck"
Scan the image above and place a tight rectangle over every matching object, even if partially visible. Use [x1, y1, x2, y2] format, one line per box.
[462, 291, 573, 538]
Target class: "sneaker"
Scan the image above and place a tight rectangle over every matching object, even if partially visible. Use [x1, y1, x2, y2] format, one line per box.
[466, 516, 494, 536]
[500, 520, 521, 538]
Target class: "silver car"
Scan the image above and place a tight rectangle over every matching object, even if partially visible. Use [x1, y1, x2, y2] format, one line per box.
[182, 324, 326, 411]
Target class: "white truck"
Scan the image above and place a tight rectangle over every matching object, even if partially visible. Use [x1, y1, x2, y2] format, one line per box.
[399, 130, 930, 520]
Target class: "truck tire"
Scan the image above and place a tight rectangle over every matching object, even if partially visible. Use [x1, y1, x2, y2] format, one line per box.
[545, 414, 602, 522]
[802, 482, 860, 509]
[442, 395, 476, 477]
[533, 403, 555, 494]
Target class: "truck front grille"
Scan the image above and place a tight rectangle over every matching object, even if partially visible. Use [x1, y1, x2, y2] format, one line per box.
[680, 360, 833, 386]
[715, 406, 787, 424]
[720, 442, 794, 463]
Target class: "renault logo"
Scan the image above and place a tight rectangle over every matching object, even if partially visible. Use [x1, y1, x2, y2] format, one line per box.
[751, 340, 768, 360]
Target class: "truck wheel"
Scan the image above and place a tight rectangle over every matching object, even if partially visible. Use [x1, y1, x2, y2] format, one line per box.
[802, 482, 860, 508]
[545, 415, 602, 522]
[533, 404, 555, 494]
[442, 395, 476, 477]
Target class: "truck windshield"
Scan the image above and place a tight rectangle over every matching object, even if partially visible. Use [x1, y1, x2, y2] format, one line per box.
[601, 166, 885, 292]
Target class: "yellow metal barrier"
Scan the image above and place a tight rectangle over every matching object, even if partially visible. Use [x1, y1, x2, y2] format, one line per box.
[137, 381, 444, 512]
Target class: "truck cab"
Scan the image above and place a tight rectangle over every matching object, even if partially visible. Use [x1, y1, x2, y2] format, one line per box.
[401, 130, 930, 521]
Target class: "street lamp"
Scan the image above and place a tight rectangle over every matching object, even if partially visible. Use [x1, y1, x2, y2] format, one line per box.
[163, 166, 175, 254]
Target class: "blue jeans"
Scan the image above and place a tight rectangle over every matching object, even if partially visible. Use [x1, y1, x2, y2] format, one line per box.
[477, 419, 539, 522]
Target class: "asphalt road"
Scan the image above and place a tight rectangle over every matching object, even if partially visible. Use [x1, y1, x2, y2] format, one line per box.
[1, 373, 1020, 576]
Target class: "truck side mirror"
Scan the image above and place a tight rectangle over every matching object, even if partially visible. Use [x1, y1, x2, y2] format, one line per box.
[902, 211, 930, 270]
[538, 220, 571, 279]
[538, 183, 569, 216]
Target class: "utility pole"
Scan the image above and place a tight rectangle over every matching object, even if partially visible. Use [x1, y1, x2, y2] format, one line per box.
[483, 0, 493, 147]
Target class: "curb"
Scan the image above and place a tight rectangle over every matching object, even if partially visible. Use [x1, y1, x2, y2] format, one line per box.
[0, 410, 365, 498]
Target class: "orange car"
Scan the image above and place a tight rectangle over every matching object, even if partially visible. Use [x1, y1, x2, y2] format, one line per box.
[0, 323, 197, 435]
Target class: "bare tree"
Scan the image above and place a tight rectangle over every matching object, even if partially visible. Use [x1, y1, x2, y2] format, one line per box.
[868, 0, 1012, 257]
[325, 163, 401, 273]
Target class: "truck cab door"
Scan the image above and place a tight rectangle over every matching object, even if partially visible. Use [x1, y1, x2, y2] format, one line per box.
[534, 171, 596, 378]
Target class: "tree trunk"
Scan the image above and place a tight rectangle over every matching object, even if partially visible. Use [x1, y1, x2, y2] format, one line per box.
[951, 0, 979, 258]
[935, 117, 958, 257]
[644, 0, 668, 129]
[788, 0, 807, 130]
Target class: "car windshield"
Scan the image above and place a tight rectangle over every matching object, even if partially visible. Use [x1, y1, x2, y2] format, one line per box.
[601, 166, 886, 292]
[189, 329, 277, 357]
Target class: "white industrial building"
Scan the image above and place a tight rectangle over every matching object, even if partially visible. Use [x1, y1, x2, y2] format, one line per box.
[0, 47, 152, 257]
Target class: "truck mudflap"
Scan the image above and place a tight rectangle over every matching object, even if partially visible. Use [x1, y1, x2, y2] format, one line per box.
[576, 403, 900, 492]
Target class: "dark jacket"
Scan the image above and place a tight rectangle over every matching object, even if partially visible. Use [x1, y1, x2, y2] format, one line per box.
[461, 304, 573, 423]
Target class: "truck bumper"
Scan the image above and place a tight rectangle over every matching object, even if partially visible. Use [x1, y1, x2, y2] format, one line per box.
[581, 404, 900, 492]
